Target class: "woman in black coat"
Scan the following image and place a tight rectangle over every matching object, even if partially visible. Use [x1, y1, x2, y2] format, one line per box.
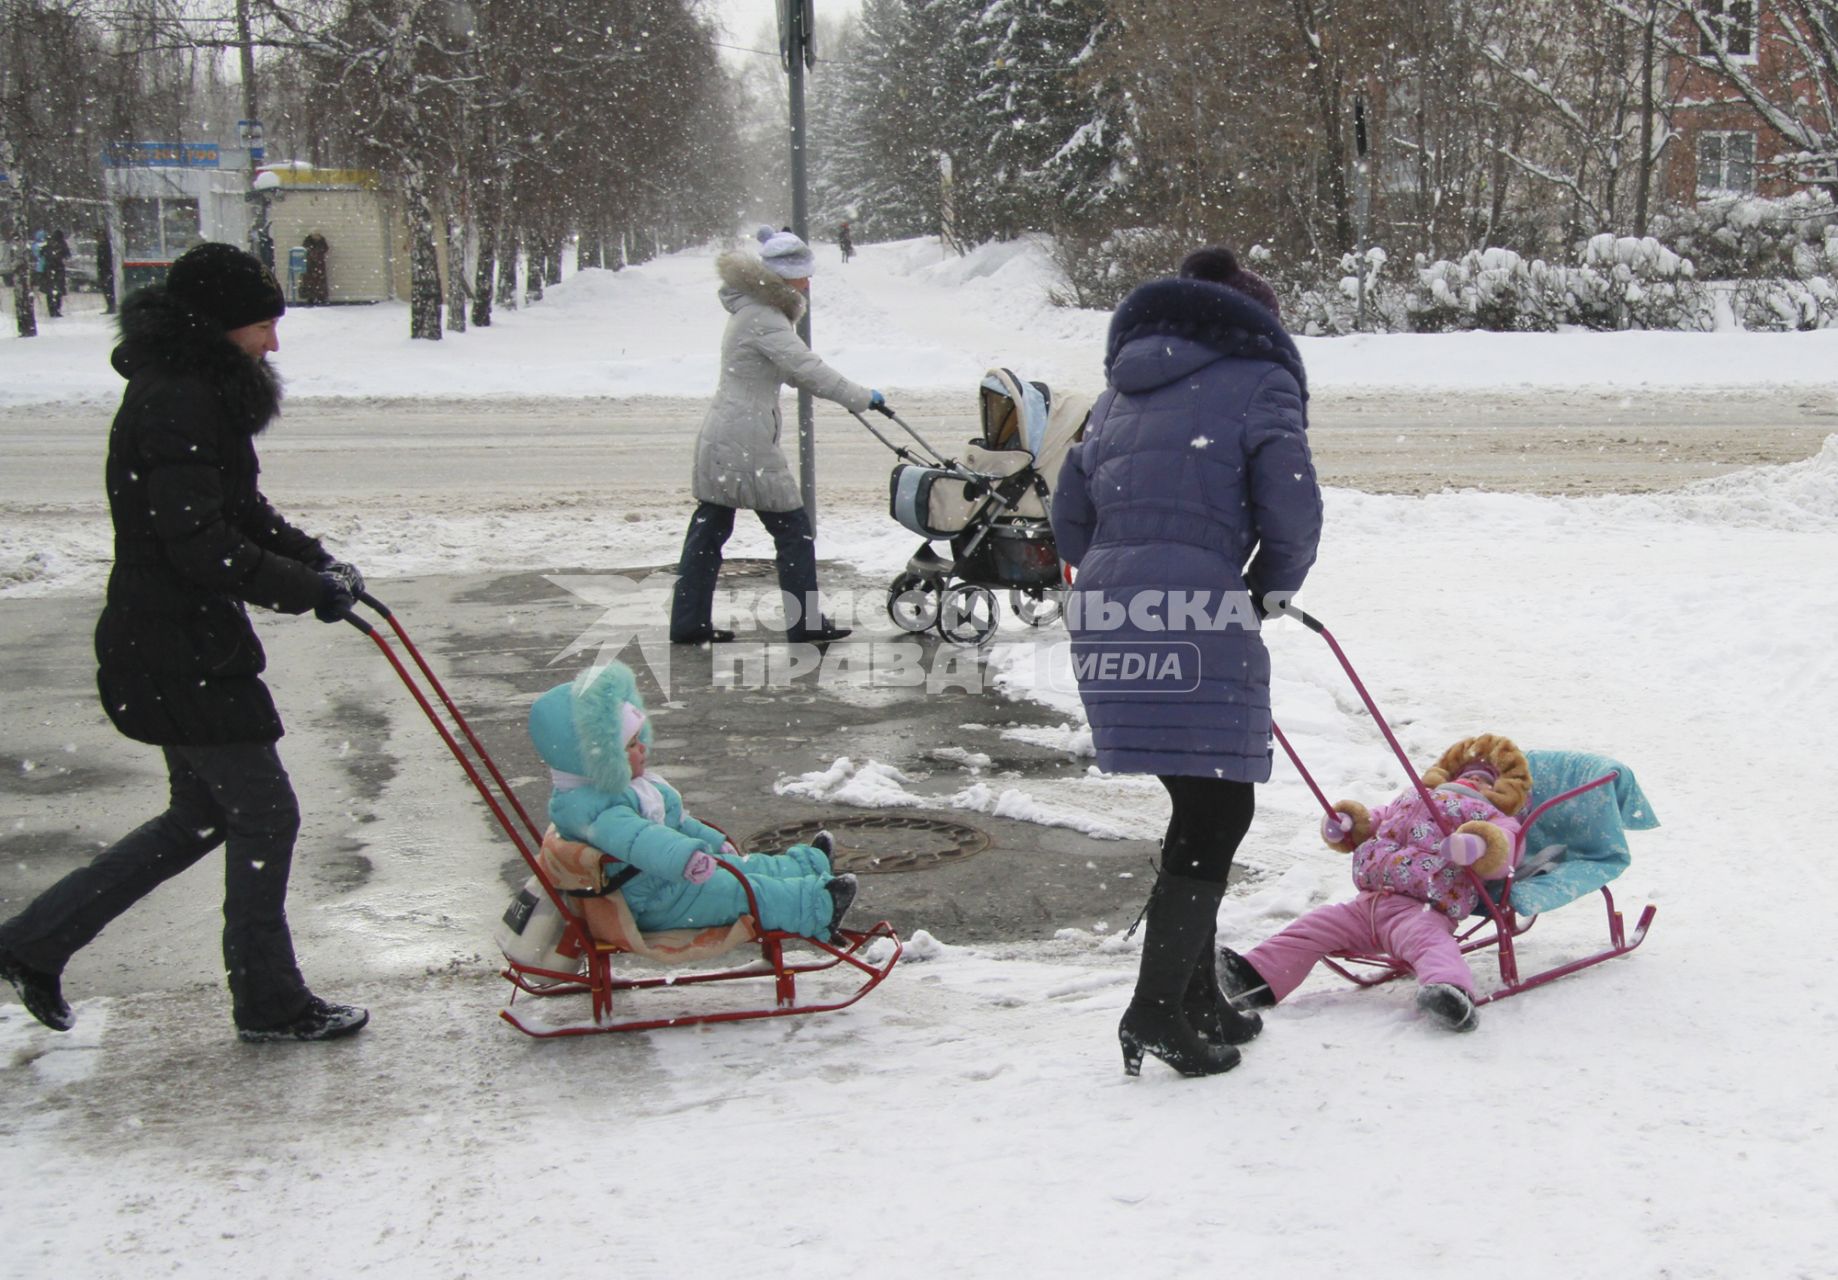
[0, 243, 370, 1042]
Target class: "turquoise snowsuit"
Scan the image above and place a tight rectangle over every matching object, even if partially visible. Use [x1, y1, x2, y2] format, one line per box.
[527, 664, 838, 937]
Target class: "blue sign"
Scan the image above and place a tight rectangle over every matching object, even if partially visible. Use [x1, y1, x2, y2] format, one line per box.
[102, 142, 222, 169]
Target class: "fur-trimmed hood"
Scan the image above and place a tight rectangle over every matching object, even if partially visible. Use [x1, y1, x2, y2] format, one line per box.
[1106, 276, 1307, 400]
[527, 662, 655, 795]
[716, 249, 806, 324]
[111, 285, 283, 435]
[1421, 733, 1533, 816]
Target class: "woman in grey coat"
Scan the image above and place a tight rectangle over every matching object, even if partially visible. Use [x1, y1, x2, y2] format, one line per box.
[669, 230, 885, 644]
[1052, 246, 1322, 1078]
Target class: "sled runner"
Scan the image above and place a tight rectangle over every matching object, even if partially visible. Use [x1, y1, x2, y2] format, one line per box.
[1269, 608, 1656, 1005]
[861, 368, 1091, 645]
[344, 594, 901, 1037]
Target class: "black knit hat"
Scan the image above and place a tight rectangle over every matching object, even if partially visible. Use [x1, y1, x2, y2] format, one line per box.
[165, 242, 287, 331]
[1179, 245, 1282, 320]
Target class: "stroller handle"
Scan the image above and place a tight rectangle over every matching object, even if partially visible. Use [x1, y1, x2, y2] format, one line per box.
[850, 408, 957, 470]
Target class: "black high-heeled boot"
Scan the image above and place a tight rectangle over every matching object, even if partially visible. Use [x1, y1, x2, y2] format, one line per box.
[1118, 874, 1240, 1078]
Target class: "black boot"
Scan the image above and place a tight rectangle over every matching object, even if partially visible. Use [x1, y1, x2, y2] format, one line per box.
[1215, 945, 1277, 1011]
[0, 944, 74, 1032]
[1416, 983, 1480, 1032]
[824, 874, 858, 940]
[1185, 942, 1262, 1047]
[1119, 874, 1241, 1077]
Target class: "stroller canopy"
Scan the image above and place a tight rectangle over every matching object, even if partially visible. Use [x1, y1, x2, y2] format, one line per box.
[979, 367, 1091, 496]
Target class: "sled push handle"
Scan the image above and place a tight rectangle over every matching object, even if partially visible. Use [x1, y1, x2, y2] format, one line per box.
[340, 591, 545, 863]
[1267, 604, 1456, 838]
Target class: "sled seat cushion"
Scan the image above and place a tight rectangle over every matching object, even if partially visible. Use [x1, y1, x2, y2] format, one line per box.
[1505, 750, 1660, 917]
[538, 829, 760, 962]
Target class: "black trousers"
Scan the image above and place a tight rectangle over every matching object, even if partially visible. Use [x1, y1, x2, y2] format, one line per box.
[0, 742, 311, 1029]
[669, 500, 824, 641]
[1158, 775, 1256, 884]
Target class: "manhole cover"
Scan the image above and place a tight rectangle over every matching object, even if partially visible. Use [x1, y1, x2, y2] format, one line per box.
[741, 815, 990, 874]
[720, 558, 778, 579]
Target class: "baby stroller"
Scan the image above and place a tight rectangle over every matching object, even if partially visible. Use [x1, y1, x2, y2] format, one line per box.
[860, 368, 1092, 646]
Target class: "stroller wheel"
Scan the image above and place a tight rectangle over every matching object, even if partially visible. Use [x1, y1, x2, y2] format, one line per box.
[1011, 587, 1066, 628]
[888, 574, 941, 632]
[938, 584, 999, 646]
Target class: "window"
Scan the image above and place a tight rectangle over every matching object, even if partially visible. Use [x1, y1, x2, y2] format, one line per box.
[119, 197, 200, 261]
[1699, 0, 1757, 58]
[1696, 130, 1757, 195]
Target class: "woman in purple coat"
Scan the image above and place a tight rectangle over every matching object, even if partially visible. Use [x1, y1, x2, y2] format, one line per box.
[1052, 247, 1322, 1077]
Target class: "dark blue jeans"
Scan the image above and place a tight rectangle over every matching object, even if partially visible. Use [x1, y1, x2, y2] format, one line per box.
[670, 501, 824, 641]
[0, 742, 312, 1029]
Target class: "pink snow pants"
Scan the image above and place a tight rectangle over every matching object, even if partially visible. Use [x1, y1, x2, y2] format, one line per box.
[1244, 890, 1476, 1001]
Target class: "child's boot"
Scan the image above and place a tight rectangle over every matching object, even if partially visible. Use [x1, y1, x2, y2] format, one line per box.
[824, 874, 858, 940]
[1416, 983, 1480, 1032]
[1214, 945, 1276, 1011]
[1184, 943, 1262, 1047]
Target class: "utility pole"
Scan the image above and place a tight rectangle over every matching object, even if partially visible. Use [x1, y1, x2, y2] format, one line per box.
[235, 0, 259, 125]
[781, 0, 818, 529]
[1352, 93, 1371, 332]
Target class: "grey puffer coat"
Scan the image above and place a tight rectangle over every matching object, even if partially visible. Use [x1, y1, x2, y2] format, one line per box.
[690, 252, 873, 512]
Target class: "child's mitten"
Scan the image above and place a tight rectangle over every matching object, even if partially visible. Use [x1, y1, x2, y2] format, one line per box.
[1320, 801, 1371, 853]
[684, 850, 717, 883]
[1440, 821, 1511, 878]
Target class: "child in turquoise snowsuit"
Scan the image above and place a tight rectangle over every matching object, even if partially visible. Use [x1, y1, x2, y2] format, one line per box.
[527, 662, 852, 939]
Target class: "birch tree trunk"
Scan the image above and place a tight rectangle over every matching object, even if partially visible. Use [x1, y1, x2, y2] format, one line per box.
[2, 140, 38, 338]
[472, 216, 496, 327]
[445, 205, 467, 333]
[404, 163, 443, 340]
[495, 228, 518, 309]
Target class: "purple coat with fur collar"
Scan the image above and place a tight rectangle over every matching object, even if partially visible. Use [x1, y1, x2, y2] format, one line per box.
[1050, 278, 1322, 781]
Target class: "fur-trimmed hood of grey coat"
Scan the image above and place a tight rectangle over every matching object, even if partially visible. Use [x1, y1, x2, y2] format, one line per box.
[690, 251, 873, 513]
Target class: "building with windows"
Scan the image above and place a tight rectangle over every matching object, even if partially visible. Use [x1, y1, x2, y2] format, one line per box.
[100, 140, 404, 303]
[103, 142, 254, 293]
[1664, 0, 1836, 203]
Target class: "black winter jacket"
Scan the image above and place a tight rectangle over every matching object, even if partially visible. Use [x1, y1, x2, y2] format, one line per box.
[94, 286, 330, 745]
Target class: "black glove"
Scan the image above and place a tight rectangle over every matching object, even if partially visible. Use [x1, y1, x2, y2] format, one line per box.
[322, 558, 365, 599]
[314, 574, 355, 623]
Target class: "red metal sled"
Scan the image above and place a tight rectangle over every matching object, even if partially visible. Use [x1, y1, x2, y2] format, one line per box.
[1270, 608, 1655, 1004]
[346, 595, 901, 1036]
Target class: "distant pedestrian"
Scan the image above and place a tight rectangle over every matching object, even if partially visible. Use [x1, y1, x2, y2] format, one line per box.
[839, 221, 854, 264]
[0, 242, 371, 1044]
[97, 227, 116, 314]
[41, 229, 70, 317]
[300, 231, 329, 305]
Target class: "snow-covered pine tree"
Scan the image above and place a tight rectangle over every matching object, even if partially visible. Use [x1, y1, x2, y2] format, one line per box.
[970, 0, 1114, 237]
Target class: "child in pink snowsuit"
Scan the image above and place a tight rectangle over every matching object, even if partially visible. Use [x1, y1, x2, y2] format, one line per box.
[1219, 734, 1532, 1032]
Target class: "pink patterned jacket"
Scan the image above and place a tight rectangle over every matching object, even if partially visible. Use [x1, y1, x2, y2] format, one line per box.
[1349, 782, 1524, 920]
